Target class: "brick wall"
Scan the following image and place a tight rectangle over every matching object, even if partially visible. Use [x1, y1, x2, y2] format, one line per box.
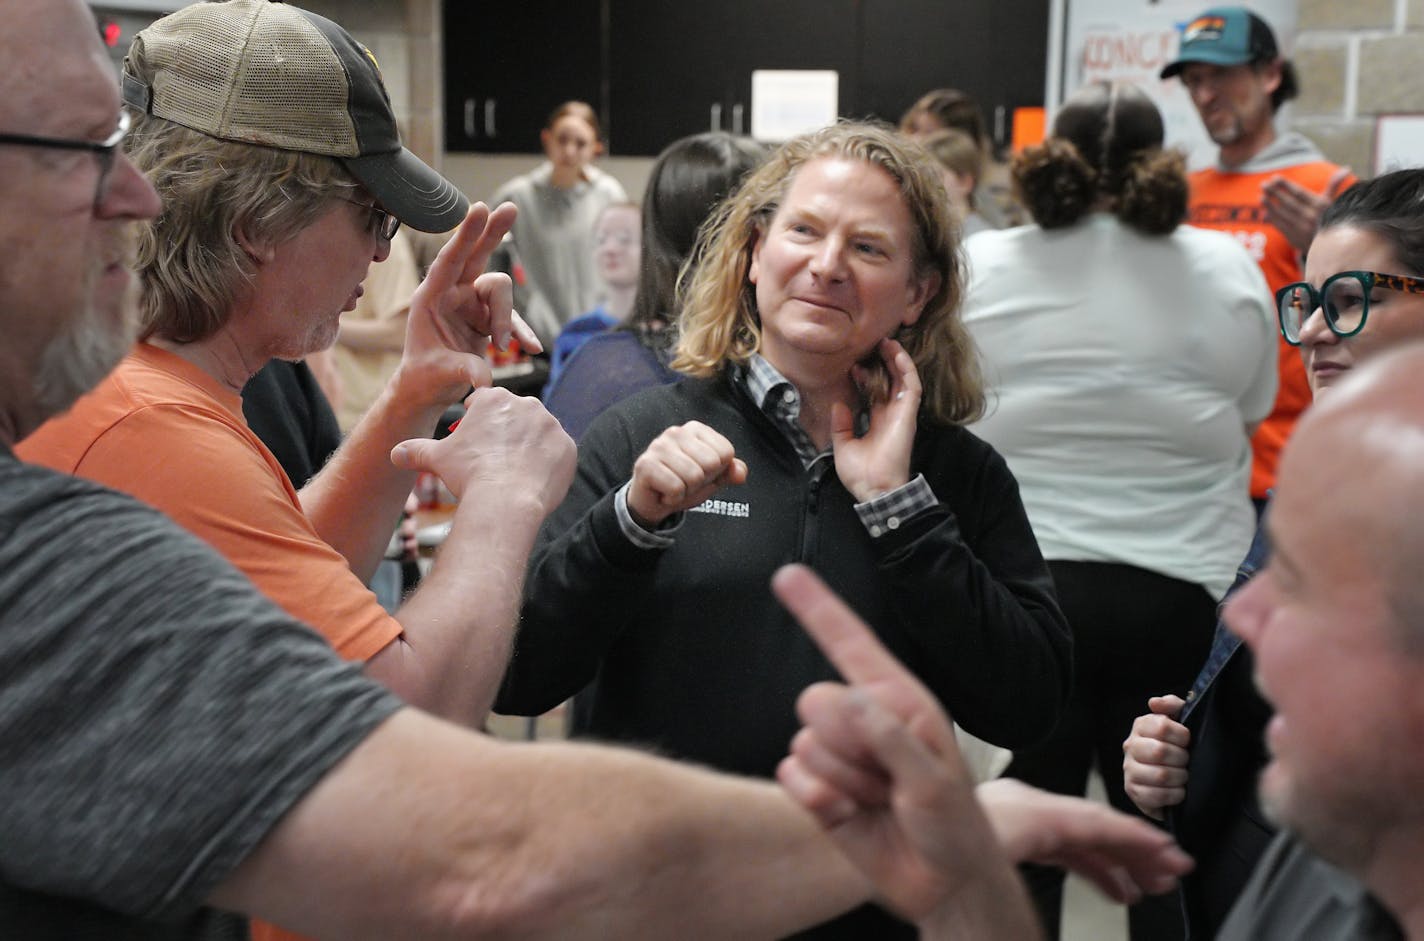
[1294, 0, 1424, 176]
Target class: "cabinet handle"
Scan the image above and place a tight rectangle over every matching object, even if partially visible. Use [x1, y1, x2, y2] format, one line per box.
[710, 102, 722, 132]
[732, 103, 744, 136]
[464, 98, 476, 139]
[485, 99, 497, 138]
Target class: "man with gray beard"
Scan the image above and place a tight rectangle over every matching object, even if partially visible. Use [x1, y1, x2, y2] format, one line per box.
[788, 347, 1424, 941]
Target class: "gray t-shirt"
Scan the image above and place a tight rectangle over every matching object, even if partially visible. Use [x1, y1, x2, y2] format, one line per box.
[492, 162, 627, 347]
[1218, 832, 1404, 941]
[0, 448, 402, 939]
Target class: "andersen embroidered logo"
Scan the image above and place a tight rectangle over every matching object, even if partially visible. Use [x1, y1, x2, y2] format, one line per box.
[689, 498, 751, 519]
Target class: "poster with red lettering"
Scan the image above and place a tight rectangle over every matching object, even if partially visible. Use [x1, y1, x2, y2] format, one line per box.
[1049, 0, 1298, 169]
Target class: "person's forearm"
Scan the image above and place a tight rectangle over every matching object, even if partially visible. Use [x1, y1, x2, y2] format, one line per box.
[369, 493, 544, 724]
[530, 750, 870, 939]
[299, 372, 449, 582]
[338, 312, 409, 354]
[917, 857, 1043, 941]
[213, 710, 871, 939]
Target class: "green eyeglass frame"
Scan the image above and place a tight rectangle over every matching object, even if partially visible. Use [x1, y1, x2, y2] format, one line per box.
[1276, 270, 1424, 346]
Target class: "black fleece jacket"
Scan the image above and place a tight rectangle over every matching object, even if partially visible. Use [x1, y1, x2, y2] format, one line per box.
[497, 371, 1071, 775]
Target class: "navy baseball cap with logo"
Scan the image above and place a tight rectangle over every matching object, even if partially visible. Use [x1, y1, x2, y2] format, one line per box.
[1160, 7, 1280, 79]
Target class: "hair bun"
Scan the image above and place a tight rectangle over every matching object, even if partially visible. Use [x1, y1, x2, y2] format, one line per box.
[1012, 139, 1097, 229]
[1117, 149, 1187, 235]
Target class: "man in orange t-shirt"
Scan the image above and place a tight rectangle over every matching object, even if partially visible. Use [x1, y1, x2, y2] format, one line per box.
[1162, 7, 1354, 506]
[18, 8, 579, 939]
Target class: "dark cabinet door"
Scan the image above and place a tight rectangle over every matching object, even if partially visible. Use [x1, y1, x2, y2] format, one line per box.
[857, 0, 1049, 147]
[720, 2, 858, 131]
[606, 2, 742, 156]
[443, 1, 604, 153]
[986, 0, 1052, 131]
[607, 0, 856, 156]
[444, 1, 1050, 157]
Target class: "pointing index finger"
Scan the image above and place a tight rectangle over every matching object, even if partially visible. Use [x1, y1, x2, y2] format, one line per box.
[454, 201, 519, 284]
[422, 201, 492, 296]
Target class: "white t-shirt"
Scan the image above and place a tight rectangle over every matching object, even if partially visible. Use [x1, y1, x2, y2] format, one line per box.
[963, 213, 1277, 599]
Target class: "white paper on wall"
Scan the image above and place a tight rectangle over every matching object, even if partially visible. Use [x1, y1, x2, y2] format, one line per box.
[751, 70, 839, 143]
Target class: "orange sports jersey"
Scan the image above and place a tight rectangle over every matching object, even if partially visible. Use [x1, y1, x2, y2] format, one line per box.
[1187, 159, 1356, 498]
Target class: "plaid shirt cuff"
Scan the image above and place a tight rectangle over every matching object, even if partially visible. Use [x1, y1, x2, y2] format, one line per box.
[615, 481, 682, 549]
[854, 474, 936, 538]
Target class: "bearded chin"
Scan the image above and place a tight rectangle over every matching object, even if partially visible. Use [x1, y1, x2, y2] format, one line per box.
[1209, 121, 1243, 146]
[33, 305, 134, 419]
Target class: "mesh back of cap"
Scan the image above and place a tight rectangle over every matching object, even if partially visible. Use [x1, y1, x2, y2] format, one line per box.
[143, 1, 359, 158]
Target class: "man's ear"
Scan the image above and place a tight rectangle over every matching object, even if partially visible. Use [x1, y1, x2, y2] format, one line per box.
[1258, 58, 1283, 97]
[748, 225, 765, 285]
[233, 220, 273, 267]
[902, 271, 941, 328]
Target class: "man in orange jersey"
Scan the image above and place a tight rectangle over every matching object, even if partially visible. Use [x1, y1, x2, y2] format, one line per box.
[1162, 6, 1353, 511]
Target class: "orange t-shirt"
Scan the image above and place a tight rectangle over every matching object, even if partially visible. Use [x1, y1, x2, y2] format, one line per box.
[1187, 159, 1356, 498]
[18, 343, 402, 662]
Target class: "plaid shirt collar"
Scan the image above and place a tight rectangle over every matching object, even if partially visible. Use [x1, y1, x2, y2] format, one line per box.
[735, 355, 869, 468]
[730, 355, 936, 534]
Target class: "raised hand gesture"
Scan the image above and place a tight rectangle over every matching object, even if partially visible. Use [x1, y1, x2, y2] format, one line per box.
[626, 421, 748, 528]
[832, 339, 921, 503]
[397, 201, 541, 409]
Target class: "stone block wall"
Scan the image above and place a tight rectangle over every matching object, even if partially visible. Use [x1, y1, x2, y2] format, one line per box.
[1294, 0, 1424, 176]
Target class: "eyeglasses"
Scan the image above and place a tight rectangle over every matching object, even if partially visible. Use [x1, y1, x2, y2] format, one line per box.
[0, 110, 131, 207]
[1276, 270, 1424, 345]
[337, 196, 401, 241]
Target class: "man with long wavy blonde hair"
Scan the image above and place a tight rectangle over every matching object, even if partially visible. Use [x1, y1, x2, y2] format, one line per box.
[500, 120, 1073, 939]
